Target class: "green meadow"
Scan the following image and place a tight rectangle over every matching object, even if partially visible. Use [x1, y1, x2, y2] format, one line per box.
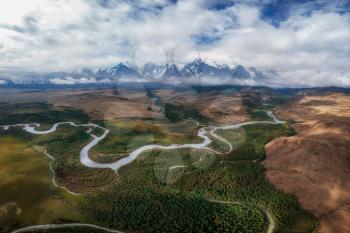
[90, 118, 201, 163]
[0, 136, 85, 233]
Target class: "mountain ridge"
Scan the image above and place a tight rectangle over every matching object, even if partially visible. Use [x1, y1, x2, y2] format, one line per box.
[0, 59, 277, 85]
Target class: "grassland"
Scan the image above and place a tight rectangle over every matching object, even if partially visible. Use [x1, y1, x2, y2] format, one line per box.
[0, 103, 120, 232]
[36, 126, 118, 193]
[206, 132, 231, 153]
[215, 128, 246, 152]
[0, 135, 85, 233]
[90, 118, 201, 163]
[0, 102, 118, 194]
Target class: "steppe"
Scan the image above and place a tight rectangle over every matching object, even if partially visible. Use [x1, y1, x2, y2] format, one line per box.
[263, 93, 350, 233]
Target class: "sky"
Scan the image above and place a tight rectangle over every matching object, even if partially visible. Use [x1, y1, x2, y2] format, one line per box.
[0, 0, 350, 87]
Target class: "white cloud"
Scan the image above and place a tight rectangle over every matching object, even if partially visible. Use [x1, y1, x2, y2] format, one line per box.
[0, 0, 349, 87]
[49, 77, 98, 85]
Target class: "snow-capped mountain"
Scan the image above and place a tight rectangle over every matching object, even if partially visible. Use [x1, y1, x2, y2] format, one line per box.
[1, 59, 277, 85]
[141, 63, 181, 80]
[141, 63, 166, 79]
[161, 64, 181, 79]
[96, 62, 141, 79]
[180, 59, 233, 78]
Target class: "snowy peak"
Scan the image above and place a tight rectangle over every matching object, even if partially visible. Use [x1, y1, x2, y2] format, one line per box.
[161, 64, 181, 79]
[2, 59, 275, 85]
[96, 62, 141, 79]
[110, 63, 140, 76]
[141, 63, 181, 79]
[78, 60, 268, 81]
[181, 59, 235, 78]
[181, 58, 206, 77]
[141, 63, 166, 79]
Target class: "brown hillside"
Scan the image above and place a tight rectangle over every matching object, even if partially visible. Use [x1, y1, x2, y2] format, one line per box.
[263, 93, 350, 233]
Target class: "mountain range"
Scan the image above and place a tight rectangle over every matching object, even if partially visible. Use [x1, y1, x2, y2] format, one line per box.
[0, 59, 277, 85]
[93, 59, 273, 81]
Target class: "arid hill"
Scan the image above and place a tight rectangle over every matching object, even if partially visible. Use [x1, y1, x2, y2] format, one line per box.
[0, 88, 250, 123]
[0, 89, 161, 120]
[263, 93, 350, 233]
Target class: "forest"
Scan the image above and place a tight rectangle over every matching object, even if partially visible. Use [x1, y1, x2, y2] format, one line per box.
[80, 124, 317, 233]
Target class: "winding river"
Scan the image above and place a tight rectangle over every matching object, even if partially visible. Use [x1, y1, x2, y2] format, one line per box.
[2, 110, 282, 233]
[1, 111, 284, 172]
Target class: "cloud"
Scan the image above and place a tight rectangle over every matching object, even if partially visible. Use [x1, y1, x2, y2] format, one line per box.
[0, 0, 349, 87]
[49, 77, 102, 84]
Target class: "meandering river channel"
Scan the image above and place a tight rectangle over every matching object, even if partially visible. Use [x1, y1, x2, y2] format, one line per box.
[1, 111, 284, 172]
[2, 111, 283, 233]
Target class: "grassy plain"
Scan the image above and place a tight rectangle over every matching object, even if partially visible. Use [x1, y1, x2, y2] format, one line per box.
[0, 136, 84, 233]
[90, 119, 201, 163]
[0, 103, 120, 232]
[215, 128, 246, 152]
[206, 133, 231, 153]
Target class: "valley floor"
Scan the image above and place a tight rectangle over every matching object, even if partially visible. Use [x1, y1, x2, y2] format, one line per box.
[0, 88, 319, 233]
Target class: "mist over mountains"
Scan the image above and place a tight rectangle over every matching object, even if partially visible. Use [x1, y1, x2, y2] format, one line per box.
[0, 59, 277, 86]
